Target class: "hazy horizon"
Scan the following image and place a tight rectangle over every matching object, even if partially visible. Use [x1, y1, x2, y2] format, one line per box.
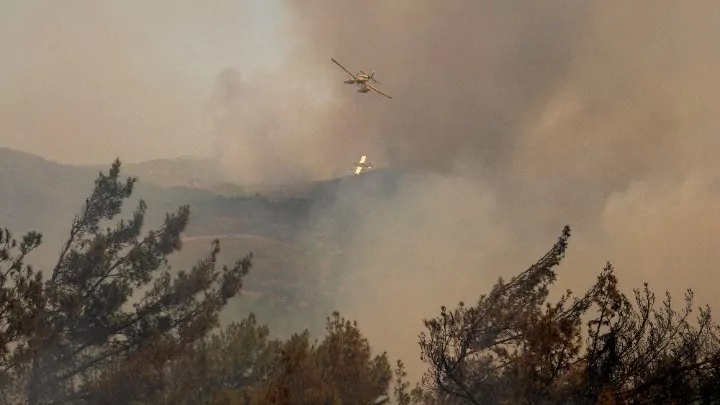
[1, 0, 288, 166]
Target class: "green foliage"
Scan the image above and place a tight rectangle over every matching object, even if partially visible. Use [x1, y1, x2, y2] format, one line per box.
[0, 159, 252, 405]
[231, 311, 391, 405]
[4, 154, 720, 405]
[393, 360, 437, 405]
[122, 312, 392, 405]
[0, 228, 45, 404]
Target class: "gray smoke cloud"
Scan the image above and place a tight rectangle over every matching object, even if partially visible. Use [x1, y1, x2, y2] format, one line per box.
[278, 0, 720, 380]
[4, 0, 720, 383]
[204, 67, 347, 184]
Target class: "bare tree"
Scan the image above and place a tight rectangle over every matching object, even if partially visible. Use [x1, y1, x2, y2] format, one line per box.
[419, 226, 720, 404]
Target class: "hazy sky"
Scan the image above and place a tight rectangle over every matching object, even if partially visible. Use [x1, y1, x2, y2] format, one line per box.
[4, 0, 720, 383]
[0, 0, 287, 164]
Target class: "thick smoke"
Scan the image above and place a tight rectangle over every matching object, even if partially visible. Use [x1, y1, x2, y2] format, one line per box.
[280, 0, 720, 380]
[4, 0, 720, 384]
[204, 67, 346, 184]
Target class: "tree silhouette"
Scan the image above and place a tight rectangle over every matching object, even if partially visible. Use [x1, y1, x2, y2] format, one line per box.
[248, 311, 392, 405]
[419, 226, 720, 404]
[0, 159, 252, 405]
[0, 228, 45, 404]
[117, 311, 392, 405]
[5, 160, 720, 405]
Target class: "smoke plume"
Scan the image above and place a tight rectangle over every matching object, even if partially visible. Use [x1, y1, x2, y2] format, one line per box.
[3, 0, 720, 383]
[279, 0, 720, 380]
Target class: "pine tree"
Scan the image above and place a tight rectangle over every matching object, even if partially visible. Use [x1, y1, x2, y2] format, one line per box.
[0, 159, 252, 405]
[419, 226, 720, 404]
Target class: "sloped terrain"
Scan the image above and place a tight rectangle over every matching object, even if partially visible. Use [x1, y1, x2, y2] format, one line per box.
[0, 147, 408, 336]
[171, 233, 332, 336]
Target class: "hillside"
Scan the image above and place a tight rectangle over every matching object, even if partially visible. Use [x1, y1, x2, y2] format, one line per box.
[171, 233, 333, 336]
[0, 148, 350, 335]
[104, 156, 336, 199]
[0, 148, 218, 244]
[95, 157, 228, 190]
[0, 147, 408, 336]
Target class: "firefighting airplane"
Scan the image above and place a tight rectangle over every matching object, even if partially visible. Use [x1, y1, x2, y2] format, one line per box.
[331, 58, 392, 99]
[353, 155, 373, 175]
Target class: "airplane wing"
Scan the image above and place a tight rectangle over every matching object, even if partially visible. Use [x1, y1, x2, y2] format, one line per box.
[331, 58, 358, 79]
[359, 155, 366, 164]
[354, 166, 363, 175]
[365, 83, 392, 99]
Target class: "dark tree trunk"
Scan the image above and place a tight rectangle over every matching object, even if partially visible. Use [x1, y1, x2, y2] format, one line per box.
[27, 350, 41, 405]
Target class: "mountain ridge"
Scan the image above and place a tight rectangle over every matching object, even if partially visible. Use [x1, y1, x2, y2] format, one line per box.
[0, 146, 339, 336]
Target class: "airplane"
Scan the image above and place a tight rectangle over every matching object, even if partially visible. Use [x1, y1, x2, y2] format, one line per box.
[353, 155, 373, 175]
[331, 58, 392, 99]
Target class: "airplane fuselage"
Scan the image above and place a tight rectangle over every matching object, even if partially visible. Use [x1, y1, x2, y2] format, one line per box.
[344, 75, 370, 85]
[332, 58, 389, 98]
